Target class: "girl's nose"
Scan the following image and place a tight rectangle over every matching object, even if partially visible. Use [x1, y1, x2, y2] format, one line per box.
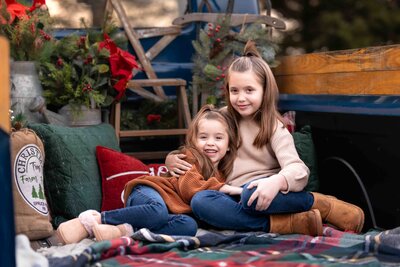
[238, 92, 246, 102]
[206, 139, 215, 146]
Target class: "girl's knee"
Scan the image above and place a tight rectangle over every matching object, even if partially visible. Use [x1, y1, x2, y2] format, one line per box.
[241, 186, 257, 210]
[148, 203, 169, 224]
[179, 216, 198, 236]
[191, 190, 214, 209]
[191, 190, 228, 220]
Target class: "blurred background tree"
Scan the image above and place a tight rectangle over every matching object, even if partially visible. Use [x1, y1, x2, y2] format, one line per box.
[31, 0, 400, 55]
[269, 0, 400, 55]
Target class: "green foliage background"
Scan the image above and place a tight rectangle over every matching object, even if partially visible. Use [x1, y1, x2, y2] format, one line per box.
[271, 0, 400, 55]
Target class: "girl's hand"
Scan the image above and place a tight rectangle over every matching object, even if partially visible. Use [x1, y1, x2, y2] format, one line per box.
[165, 153, 192, 177]
[219, 185, 243, 195]
[246, 175, 286, 211]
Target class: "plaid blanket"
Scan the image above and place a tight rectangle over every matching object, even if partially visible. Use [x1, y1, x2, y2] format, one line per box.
[48, 226, 400, 267]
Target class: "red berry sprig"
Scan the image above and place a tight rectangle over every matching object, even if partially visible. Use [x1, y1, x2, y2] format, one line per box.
[207, 23, 222, 39]
[215, 65, 227, 82]
[83, 55, 93, 65]
[82, 83, 93, 92]
[39, 29, 51, 40]
[56, 57, 63, 67]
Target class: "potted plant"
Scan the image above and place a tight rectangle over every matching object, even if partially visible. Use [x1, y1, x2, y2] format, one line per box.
[1, 0, 54, 124]
[38, 19, 140, 126]
[0, 0, 53, 61]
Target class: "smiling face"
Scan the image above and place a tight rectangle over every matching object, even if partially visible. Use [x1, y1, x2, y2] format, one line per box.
[228, 70, 264, 120]
[195, 118, 229, 167]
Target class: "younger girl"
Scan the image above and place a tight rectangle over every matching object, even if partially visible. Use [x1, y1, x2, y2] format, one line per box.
[57, 105, 242, 244]
[166, 41, 364, 236]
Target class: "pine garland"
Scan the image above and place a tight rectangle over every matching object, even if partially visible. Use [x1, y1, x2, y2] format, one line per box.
[191, 14, 279, 106]
[120, 99, 178, 132]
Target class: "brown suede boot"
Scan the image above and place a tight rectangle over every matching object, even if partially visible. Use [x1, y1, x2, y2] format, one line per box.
[92, 223, 134, 242]
[311, 192, 364, 233]
[269, 209, 323, 236]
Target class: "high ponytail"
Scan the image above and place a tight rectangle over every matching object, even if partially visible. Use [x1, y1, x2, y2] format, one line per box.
[243, 40, 261, 58]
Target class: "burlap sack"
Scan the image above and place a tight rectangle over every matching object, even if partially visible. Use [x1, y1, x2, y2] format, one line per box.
[11, 128, 53, 240]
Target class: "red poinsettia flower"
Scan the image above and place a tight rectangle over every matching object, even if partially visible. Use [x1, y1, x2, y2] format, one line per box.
[98, 33, 140, 101]
[1, 0, 47, 24]
[1, 0, 29, 24]
[147, 114, 161, 124]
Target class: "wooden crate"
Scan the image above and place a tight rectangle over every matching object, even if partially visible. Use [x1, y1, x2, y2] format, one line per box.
[113, 78, 191, 160]
[273, 45, 400, 95]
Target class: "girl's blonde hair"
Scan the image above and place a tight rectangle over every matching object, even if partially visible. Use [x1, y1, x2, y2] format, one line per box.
[224, 40, 284, 148]
[184, 104, 237, 179]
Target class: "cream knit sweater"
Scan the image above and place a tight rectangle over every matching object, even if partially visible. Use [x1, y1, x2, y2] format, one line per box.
[225, 119, 309, 192]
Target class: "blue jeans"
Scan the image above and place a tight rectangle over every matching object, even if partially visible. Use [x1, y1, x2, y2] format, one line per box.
[191, 182, 314, 232]
[102, 185, 198, 236]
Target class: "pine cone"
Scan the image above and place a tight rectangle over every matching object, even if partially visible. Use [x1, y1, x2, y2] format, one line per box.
[209, 42, 224, 59]
[13, 122, 22, 131]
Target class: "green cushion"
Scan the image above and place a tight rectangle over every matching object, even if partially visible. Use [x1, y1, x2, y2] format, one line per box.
[27, 123, 120, 228]
[293, 125, 319, 191]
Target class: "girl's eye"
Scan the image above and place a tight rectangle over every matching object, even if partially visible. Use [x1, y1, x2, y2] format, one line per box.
[229, 88, 238, 94]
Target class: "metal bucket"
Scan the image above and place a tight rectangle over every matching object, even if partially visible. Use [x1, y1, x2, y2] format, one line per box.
[10, 61, 44, 123]
[58, 104, 102, 127]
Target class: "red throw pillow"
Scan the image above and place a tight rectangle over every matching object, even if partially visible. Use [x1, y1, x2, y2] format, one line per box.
[96, 146, 150, 211]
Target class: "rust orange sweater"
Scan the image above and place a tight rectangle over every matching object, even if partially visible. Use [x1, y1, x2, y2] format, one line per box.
[123, 152, 225, 214]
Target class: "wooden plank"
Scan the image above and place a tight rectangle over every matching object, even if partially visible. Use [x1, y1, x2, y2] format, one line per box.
[103, 0, 113, 28]
[276, 70, 400, 95]
[172, 13, 286, 30]
[192, 85, 198, 116]
[120, 129, 187, 137]
[274, 45, 400, 76]
[114, 102, 121, 142]
[0, 37, 10, 133]
[145, 34, 178, 61]
[127, 87, 164, 102]
[110, 0, 167, 99]
[129, 79, 186, 87]
[136, 26, 181, 39]
[179, 85, 192, 127]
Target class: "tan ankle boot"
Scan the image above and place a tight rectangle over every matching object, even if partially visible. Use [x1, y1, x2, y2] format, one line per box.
[311, 192, 364, 233]
[57, 218, 89, 244]
[56, 210, 101, 244]
[92, 223, 134, 241]
[269, 209, 323, 236]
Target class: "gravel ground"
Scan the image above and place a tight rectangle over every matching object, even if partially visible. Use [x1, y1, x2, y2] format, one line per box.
[46, 0, 186, 28]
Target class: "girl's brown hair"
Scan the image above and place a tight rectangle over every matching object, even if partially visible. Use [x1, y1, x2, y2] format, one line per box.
[224, 40, 284, 148]
[184, 104, 237, 179]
